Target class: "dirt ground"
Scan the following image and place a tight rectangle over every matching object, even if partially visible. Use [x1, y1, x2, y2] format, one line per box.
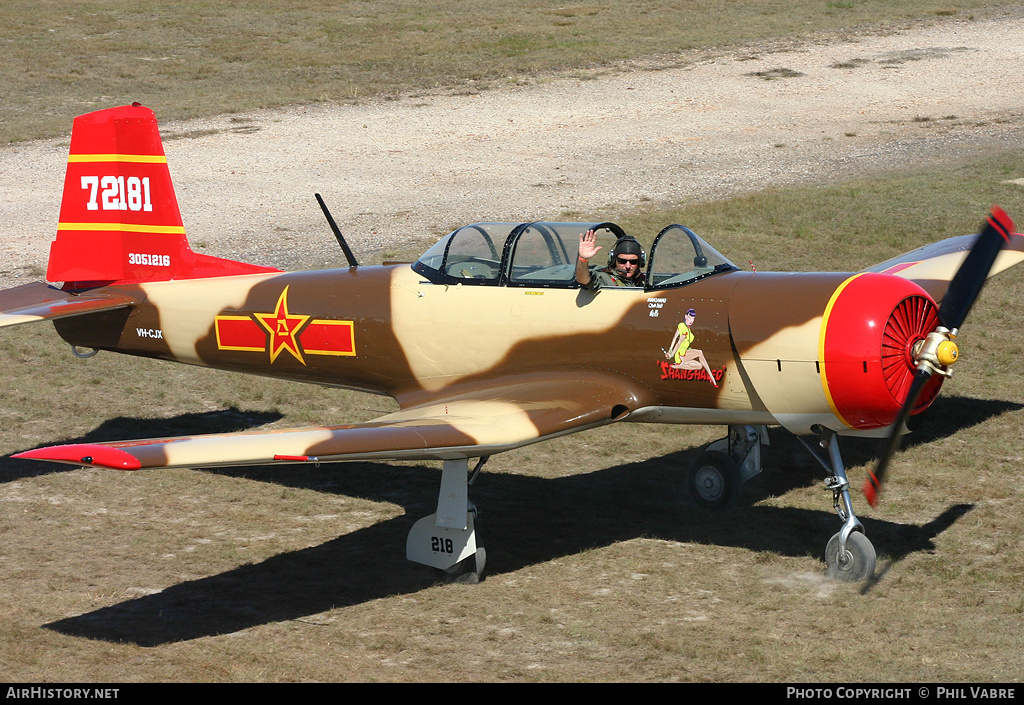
[1, 13, 1023, 280]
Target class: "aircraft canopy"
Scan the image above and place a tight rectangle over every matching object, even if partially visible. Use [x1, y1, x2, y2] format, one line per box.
[412, 221, 738, 290]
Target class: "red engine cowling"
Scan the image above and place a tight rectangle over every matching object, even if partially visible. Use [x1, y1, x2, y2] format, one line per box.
[820, 272, 945, 430]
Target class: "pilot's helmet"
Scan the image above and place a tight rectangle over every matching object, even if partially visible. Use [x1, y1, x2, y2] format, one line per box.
[609, 236, 646, 268]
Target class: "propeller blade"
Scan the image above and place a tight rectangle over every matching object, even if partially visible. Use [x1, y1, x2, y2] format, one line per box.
[863, 368, 931, 507]
[864, 207, 1015, 508]
[938, 206, 1014, 331]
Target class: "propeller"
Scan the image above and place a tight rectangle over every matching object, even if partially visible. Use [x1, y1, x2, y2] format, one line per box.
[864, 206, 1015, 507]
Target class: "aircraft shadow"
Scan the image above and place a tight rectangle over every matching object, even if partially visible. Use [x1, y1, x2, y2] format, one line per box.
[41, 394, 1017, 646]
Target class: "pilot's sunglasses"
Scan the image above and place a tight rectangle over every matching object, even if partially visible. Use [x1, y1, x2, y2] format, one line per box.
[616, 257, 639, 266]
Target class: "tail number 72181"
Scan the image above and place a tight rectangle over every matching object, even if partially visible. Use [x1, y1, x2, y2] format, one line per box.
[81, 175, 153, 213]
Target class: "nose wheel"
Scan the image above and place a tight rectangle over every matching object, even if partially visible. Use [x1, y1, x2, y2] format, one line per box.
[825, 529, 876, 582]
[798, 428, 877, 582]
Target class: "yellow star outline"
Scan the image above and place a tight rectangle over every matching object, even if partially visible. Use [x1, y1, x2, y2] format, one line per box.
[253, 286, 311, 365]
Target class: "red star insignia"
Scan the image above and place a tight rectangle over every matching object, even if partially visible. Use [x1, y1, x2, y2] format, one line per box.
[253, 286, 310, 364]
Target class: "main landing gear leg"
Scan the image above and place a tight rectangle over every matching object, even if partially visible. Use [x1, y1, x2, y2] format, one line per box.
[799, 428, 877, 582]
[406, 457, 487, 584]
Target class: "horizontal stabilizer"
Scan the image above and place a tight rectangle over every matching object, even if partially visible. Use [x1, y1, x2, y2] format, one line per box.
[0, 281, 133, 330]
[14, 372, 651, 470]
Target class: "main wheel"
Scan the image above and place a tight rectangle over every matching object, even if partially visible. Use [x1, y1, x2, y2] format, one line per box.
[434, 546, 487, 585]
[824, 531, 876, 582]
[433, 508, 486, 584]
[687, 450, 742, 510]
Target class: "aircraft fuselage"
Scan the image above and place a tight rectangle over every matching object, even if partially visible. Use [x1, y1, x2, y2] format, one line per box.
[51, 263, 930, 436]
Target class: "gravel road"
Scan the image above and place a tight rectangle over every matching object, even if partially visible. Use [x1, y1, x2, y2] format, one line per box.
[2, 13, 1023, 283]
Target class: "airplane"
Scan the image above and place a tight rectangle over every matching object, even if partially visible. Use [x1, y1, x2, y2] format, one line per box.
[2, 103, 1022, 585]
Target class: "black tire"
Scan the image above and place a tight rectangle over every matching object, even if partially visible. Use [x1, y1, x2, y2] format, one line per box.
[433, 546, 486, 584]
[433, 509, 486, 584]
[824, 531, 876, 582]
[687, 450, 742, 510]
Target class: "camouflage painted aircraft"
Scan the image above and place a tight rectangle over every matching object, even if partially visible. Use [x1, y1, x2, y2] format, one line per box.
[2, 104, 1022, 583]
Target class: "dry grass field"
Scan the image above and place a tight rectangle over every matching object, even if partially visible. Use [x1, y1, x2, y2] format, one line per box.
[3, 0, 1021, 143]
[1, 0, 1023, 684]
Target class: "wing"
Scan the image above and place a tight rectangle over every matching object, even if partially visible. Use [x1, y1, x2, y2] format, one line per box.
[864, 228, 1024, 303]
[0, 281, 134, 328]
[14, 372, 653, 470]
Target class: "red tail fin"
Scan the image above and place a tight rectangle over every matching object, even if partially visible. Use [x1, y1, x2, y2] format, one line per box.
[48, 103, 278, 288]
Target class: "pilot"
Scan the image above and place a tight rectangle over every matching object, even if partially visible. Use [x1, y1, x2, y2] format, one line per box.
[575, 230, 647, 290]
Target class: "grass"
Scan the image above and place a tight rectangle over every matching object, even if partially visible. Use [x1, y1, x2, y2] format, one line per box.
[617, 147, 1024, 272]
[1, 0, 1024, 684]
[2, 0, 1022, 142]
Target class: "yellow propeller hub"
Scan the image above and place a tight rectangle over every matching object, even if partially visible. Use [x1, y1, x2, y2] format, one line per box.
[936, 340, 959, 366]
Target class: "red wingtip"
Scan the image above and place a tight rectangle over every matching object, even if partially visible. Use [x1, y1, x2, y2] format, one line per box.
[13, 444, 142, 471]
[863, 472, 879, 508]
